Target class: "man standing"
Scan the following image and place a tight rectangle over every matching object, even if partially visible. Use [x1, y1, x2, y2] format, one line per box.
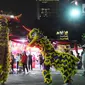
[39, 54, 44, 70]
[28, 53, 32, 70]
[10, 54, 15, 73]
[77, 53, 82, 69]
[81, 48, 85, 76]
[16, 53, 20, 73]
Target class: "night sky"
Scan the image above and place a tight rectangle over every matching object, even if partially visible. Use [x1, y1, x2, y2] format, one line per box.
[0, 0, 37, 27]
[0, 0, 85, 43]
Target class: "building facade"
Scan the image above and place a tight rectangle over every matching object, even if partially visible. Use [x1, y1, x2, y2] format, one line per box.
[36, 0, 59, 20]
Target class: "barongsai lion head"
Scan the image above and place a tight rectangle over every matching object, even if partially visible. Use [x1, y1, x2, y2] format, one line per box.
[27, 28, 44, 46]
[0, 16, 8, 27]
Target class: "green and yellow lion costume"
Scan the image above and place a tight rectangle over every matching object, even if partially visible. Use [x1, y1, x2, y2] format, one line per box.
[0, 16, 10, 84]
[28, 28, 79, 85]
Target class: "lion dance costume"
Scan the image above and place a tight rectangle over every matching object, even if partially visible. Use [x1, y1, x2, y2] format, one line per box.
[0, 13, 22, 85]
[0, 16, 10, 85]
[28, 28, 79, 85]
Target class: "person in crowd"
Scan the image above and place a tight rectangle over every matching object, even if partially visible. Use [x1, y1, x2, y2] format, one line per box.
[28, 53, 32, 70]
[81, 48, 85, 76]
[70, 51, 75, 56]
[21, 52, 28, 74]
[39, 54, 44, 70]
[10, 54, 15, 73]
[77, 53, 82, 69]
[15, 53, 20, 73]
[32, 54, 36, 68]
[18, 54, 23, 73]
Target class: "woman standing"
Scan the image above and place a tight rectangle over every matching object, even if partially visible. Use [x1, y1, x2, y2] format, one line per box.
[21, 52, 28, 74]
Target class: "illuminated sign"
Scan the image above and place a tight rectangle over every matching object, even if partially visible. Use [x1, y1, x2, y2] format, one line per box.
[56, 31, 69, 40]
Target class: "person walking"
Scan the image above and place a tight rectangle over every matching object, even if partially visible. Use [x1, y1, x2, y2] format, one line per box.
[21, 52, 28, 74]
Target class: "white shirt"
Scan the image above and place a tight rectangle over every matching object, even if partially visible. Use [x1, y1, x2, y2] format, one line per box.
[82, 52, 85, 63]
[16, 55, 20, 62]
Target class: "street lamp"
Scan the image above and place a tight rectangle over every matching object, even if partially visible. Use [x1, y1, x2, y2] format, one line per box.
[69, 8, 81, 18]
[69, 0, 81, 19]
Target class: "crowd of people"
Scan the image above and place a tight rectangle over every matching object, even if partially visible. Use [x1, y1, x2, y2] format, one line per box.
[10, 48, 85, 76]
[10, 51, 44, 74]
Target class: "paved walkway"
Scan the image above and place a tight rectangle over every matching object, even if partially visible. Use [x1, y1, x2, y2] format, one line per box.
[12, 67, 84, 75]
[32, 67, 84, 74]
[4, 68, 85, 85]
